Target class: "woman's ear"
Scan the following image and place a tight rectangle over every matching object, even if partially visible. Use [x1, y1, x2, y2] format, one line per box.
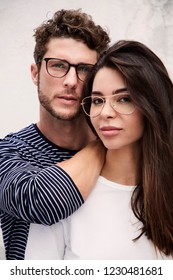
[31, 63, 39, 86]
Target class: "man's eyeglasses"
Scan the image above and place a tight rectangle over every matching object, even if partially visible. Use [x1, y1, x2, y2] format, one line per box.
[43, 58, 94, 81]
[81, 93, 136, 117]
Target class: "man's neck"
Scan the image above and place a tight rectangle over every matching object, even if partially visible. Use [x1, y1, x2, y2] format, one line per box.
[37, 115, 95, 150]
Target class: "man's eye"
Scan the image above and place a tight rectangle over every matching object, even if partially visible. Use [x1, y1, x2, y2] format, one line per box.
[52, 63, 66, 69]
[78, 64, 93, 73]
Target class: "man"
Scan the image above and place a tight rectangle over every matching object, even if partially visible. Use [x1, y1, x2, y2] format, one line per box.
[0, 9, 110, 259]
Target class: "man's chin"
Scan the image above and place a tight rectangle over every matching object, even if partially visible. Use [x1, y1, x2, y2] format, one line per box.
[52, 110, 82, 121]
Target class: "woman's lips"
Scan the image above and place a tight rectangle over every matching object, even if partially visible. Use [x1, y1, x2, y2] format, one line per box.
[99, 126, 122, 136]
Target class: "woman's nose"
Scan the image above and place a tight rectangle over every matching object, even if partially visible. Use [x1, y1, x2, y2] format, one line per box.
[100, 100, 118, 118]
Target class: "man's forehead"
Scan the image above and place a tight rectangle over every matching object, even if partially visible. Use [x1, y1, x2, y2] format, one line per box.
[45, 37, 98, 64]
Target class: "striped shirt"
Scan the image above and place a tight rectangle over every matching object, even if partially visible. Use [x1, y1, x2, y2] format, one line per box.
[0, 124, 83, 259]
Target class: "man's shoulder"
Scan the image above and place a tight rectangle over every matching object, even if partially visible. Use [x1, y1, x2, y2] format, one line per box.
[0, 123, 53, 163]
[3, 123, 35, 138]
[0, 124, 76, 159]
[0, 124, 36, 143]
[0, 124, 39, 150]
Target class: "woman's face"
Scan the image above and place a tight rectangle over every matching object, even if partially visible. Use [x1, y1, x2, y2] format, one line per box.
[90, 67, 144, 150]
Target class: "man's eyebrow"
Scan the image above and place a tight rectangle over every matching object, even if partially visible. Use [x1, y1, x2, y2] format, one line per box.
[91, 88, 128, 96]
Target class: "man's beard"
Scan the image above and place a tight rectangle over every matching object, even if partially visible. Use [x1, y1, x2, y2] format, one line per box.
[38, 88, 82, 121]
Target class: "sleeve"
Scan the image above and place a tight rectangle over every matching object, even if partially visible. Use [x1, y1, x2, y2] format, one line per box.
[0, 142, 84, 225]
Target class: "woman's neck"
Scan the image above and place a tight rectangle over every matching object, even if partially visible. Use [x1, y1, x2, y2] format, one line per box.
[101, 145, 141, 186]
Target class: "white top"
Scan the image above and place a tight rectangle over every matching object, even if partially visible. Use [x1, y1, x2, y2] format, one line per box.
[25, 176, 172, 260]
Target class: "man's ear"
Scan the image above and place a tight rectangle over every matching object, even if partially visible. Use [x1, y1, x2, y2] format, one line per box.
[31, 63, 39, 86]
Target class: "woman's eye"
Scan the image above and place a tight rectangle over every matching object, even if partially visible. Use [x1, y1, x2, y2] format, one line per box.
[118, 96, 132, 103]
[92, 97, 103, 105]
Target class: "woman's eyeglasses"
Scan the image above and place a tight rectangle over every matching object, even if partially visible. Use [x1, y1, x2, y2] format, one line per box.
[81, 93, 136, 117]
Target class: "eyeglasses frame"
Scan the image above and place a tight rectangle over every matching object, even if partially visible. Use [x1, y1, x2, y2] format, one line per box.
[81, 94, 136, 117]
[42, 58, 94, 81]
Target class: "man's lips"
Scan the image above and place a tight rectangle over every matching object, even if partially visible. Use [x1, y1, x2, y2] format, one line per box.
[59, 95, 77, 100]
[57, 95, 78, 105]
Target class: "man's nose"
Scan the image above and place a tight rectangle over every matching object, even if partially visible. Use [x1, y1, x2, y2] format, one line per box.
[63, 66, 78, 89]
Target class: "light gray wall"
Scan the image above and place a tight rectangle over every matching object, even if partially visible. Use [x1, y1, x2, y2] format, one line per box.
[0, 0, 173, 137]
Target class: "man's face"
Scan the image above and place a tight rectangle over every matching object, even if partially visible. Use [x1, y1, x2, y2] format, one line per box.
[32, 38, 97, 121]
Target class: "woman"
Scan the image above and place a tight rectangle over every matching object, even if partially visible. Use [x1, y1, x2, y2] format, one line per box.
[61, 40, 173, 259]
[25, 40, 173, 259]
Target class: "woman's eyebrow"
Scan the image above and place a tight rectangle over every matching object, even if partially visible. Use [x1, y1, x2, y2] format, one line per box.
[114, 87, 128, 94]
[91, 88, 128, 96]
[91, 91, 102, 96]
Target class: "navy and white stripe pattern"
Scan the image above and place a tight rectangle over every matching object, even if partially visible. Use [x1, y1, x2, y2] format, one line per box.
[0, 124, 83, 259]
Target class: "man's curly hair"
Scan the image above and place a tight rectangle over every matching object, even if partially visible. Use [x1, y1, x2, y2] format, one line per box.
[33, 9, 110, 67]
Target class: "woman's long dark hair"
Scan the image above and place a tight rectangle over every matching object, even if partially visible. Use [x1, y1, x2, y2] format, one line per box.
[82, 40, 173, 256]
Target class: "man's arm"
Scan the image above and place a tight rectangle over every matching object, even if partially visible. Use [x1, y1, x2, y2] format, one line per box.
[0, 140, 105, 224]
